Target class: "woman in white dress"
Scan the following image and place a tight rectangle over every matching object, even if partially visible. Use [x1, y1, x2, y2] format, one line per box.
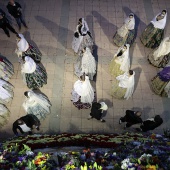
[74, 47, 96, 80]
[0, 78, 14, 104]
[148, 37, 170, 68]
[113, 13, 136, 47]
[0, 55, 14, 81]
[141, 10, 167, 49]
[71, 74, 94, 110]
[23, 90, 52, 120]
[109, 44, 130, 77]
[15, 34, 41, 62]
[111, 70, 135, 100]
[72, 18, 94, 54]
[20, 56, 47, 89]
[0, 104, 10, 128]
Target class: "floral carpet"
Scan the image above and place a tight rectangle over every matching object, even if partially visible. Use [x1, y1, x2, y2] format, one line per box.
[0, 133, 170, 169]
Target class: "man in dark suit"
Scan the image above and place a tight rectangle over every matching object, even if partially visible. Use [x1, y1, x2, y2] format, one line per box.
[0, 8, 18, 37]
[6, 0, 28, 30]
[13, 114, 40, 136]
[136, 115, 163, 132]
[119, 110, 143, 128]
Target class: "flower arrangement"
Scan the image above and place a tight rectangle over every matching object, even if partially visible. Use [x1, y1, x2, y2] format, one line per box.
[0, 133, 170, 169]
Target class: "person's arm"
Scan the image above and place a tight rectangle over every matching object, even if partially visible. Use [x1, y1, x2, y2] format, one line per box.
[0, 9, 6, 17]
[13, 121, 24, 136]
[16, 2, 22, 9]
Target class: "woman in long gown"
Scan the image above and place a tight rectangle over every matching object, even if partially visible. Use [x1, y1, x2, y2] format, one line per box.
[72, 18, 94, 54]
[0, 56, 14, 81]
[111, 70, 135, 100]
[15, 34, 41, 62]
[109, 44, 130, 77]
[113, 13, 136, 47]
[20, 56, 47, 89]
[148, 37, 170, 68]
[23, 90, 52, 120]
[71, 74, 94, 110]
[74, 47, 96, 80]
[151, 65, 170, 98]
[0, 104, 10, 128]
[140, 10, 167, 49]
[0, 78, 14, 104]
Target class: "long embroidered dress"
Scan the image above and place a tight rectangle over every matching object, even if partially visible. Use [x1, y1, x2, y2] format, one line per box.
[109, 44, 130, 77]
[140, 10, 167, 48]
[148, 37, 170, 68]
[0, 56, 14, 81]
[113, 13, 136, 47]
[23, 91, 52, 120]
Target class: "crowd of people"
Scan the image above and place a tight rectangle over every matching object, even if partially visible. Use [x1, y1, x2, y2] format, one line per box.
[0, 1, 168, 135]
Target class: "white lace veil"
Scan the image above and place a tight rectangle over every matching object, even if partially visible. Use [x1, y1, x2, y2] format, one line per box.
[74, 80, 83, 96]
[0, 79, 12, 100]
[21, 56, 36, 73]
[116, 44, 130, 72]
[153, 37, 170, 60]
[81, 47, 96, 80]
[81, 18, 89, 35]
[125, 13, 135, 30]
[23, 91, 51, 113]
[81, 76, 94, 104]
[151, 10, 167, 29]
[17, 34, 29, 52]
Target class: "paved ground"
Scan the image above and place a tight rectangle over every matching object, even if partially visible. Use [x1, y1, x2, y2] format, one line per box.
[0, 0, 170, 140]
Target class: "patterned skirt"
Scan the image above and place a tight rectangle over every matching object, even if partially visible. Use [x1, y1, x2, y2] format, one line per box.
[27, 104, 50, 120]
[0, 104, 10, 128]
[73, 98, 91, 110]
[0, 84, 14, 104]
[148, 51, 170, 68]
[151, 75, 168, 97]
[140, 23, 164, 49]
[24, 64, 47, 89]
[23, 43, 42, 63]
[110, 80, 127, 99]
[113, 29, 135, 47]
[0, 57, 14, 81]
[109, 59, 124, 77]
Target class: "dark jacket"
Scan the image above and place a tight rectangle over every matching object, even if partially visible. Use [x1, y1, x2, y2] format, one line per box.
[0, 8, 6, 17]
[140, 115, 163, 132]
[90, 102, 102, 120]
[125, 110, 142, 124]
[12, 114, 40, 135]
[7, 2, 22, 18]
[0, 16, 9, 28]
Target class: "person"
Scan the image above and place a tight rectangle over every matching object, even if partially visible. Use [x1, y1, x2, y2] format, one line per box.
[20, 56, 47, 89]
[113, 13, 136, 47]
[6, 0, 28, 30]
[12, 114, 40, 136]
[151, 65, 170, 98]
[88, 102, 108, 122]
[119, 110, 143, 128]
[148, 37, 170, 68]
[109, 44, 130, 77]
[136, 115, 163, 132]
[74, 47, 96, 80]
[0, 9, 18, 37]
[0, 78, 14, 104]
[72, 18, 93, 54]
[0, 104, 10, 128]
[111, 70, 135, 100]
[140, 9, 167, 49]
[71, 74, 94, 109]
[0, 55, 14, 81]
[23, 91, 52, 120]
[15, 34, 42, 62]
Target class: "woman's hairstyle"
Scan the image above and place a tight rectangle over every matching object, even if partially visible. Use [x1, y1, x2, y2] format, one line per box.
[162, 9, 167, 14]
[16, 34, 21, 39]
[24, 91, 29, 97]
[117, 51, 123, 57]
[78, 18, 82, 23]
[129, 70, 133, 75]
[129, 14, 134, 17]
[22, 56, 26, 62]
[80, 73, 86, 81]
[74, 32, 79, 38]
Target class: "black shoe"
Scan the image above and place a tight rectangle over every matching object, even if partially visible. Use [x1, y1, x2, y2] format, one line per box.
[100, 119, 106, 123]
